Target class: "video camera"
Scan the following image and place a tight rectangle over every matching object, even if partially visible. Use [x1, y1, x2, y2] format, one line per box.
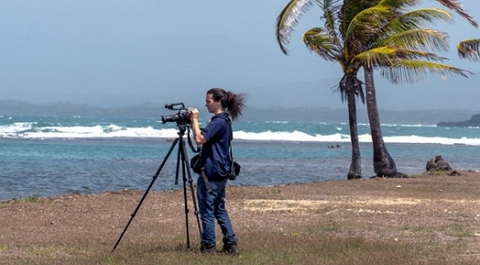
[161, 103, 191, 125]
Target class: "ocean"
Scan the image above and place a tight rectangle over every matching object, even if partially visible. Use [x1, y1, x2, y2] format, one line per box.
[1, 114, 479, 200]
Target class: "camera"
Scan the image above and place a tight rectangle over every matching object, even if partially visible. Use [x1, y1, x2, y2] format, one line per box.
[161, 103, 191, 125]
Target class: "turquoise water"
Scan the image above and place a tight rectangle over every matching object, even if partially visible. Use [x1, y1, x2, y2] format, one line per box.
[1, 115, 479, 199]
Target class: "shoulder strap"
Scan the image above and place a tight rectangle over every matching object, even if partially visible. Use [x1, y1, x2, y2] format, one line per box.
[219, 115, 234, 162]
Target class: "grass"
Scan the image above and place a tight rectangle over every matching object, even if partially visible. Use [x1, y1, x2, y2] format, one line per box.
[2, 223, 477, 265]
[11, 196, 42, 204]
[1, 172, 480, 264]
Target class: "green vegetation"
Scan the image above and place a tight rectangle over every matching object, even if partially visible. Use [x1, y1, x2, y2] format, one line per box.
[10, 196, 43, 204]
[4, 223, 477, 265]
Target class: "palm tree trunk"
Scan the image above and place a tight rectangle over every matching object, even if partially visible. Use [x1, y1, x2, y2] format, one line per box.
[364, 67, 397, 177]
[347, 90, 362, 179]
[342, 74, 362, 179]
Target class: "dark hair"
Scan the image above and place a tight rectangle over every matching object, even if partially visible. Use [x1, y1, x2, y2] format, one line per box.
[207, 87, 246, 121]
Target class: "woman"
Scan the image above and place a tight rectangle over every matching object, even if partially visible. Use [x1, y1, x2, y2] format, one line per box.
[189, 87, 245, 254]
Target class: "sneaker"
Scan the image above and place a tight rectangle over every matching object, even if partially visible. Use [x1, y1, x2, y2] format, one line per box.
[221, 244, 240, 255]
[200, 246, 216, 254]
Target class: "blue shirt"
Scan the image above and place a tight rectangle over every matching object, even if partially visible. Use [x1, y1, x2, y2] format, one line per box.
[200, 113, 231, 179]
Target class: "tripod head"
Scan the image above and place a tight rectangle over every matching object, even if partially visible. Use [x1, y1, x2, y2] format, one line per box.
[176, 123, 188, 135]
[176, 123, 201, 154]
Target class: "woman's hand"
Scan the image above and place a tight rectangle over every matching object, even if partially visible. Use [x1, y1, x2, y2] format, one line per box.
[189, 108, 199, 121]
[189, 108, 207, 145]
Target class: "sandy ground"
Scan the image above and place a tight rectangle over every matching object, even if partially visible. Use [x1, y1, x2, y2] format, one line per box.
[1, 170, 480, 260]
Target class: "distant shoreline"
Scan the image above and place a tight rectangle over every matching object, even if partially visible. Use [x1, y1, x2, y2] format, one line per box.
[1, 99, 480, 124]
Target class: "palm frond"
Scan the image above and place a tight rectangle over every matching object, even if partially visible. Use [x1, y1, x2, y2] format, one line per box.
[303, 27, 339, 61]
[379, 60, 473, 84]
[338, 0, 380, 39]
[380, 28, 449, 53]
[357, 47, 447, 68]
[345, 5, 398, 44]
[457, 39, 480, 62]
[379, 0, 418, 7]
[434, 0, 478, 28]
[320, 0, 342, 39]
[386, 8, 453, 32]
[276, 0, 317, 55]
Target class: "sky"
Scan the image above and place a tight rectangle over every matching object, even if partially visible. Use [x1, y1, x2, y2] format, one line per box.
[1, 0, 479, 111]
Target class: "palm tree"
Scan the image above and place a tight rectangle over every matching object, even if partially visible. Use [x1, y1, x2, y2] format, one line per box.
[276, 0, 477, 178]
[353, 0, 478, 176]
[277, 0, 370, 179]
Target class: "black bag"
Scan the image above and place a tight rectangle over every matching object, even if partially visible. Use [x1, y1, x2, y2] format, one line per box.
[190, 154, 204, 174]
[191, 153, 240, 180]
[227, 161, 241, 180]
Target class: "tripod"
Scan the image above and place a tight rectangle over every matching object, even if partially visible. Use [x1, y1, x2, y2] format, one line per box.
[112, 124, 203, 251]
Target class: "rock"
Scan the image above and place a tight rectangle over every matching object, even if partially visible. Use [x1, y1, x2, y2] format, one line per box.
[437, 114, 480, 127]
[328, 144, 341, 148]
[449, 170, 462, 176]
[426, 155, 452, 171]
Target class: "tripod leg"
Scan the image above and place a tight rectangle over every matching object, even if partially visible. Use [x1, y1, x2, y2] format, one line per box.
[175, 143, 181, 185]
[112, 138, 179, 252]
[179, 138, 205, 250]
[179, 140, 191, 248]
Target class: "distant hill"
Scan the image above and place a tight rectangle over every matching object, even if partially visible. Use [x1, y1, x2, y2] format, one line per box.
[0, 100, 164, 118]
[0, 100, 478, 125]
[437, 114, 480, 127]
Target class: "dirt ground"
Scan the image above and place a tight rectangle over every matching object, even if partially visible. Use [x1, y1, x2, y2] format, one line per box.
[1, 170, 480, 260]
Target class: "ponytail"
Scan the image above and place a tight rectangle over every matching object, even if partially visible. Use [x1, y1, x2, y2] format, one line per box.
[207, 88, 246, 121]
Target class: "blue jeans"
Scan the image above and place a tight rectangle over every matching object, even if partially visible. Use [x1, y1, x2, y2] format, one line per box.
[197, 176, 237, 249]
